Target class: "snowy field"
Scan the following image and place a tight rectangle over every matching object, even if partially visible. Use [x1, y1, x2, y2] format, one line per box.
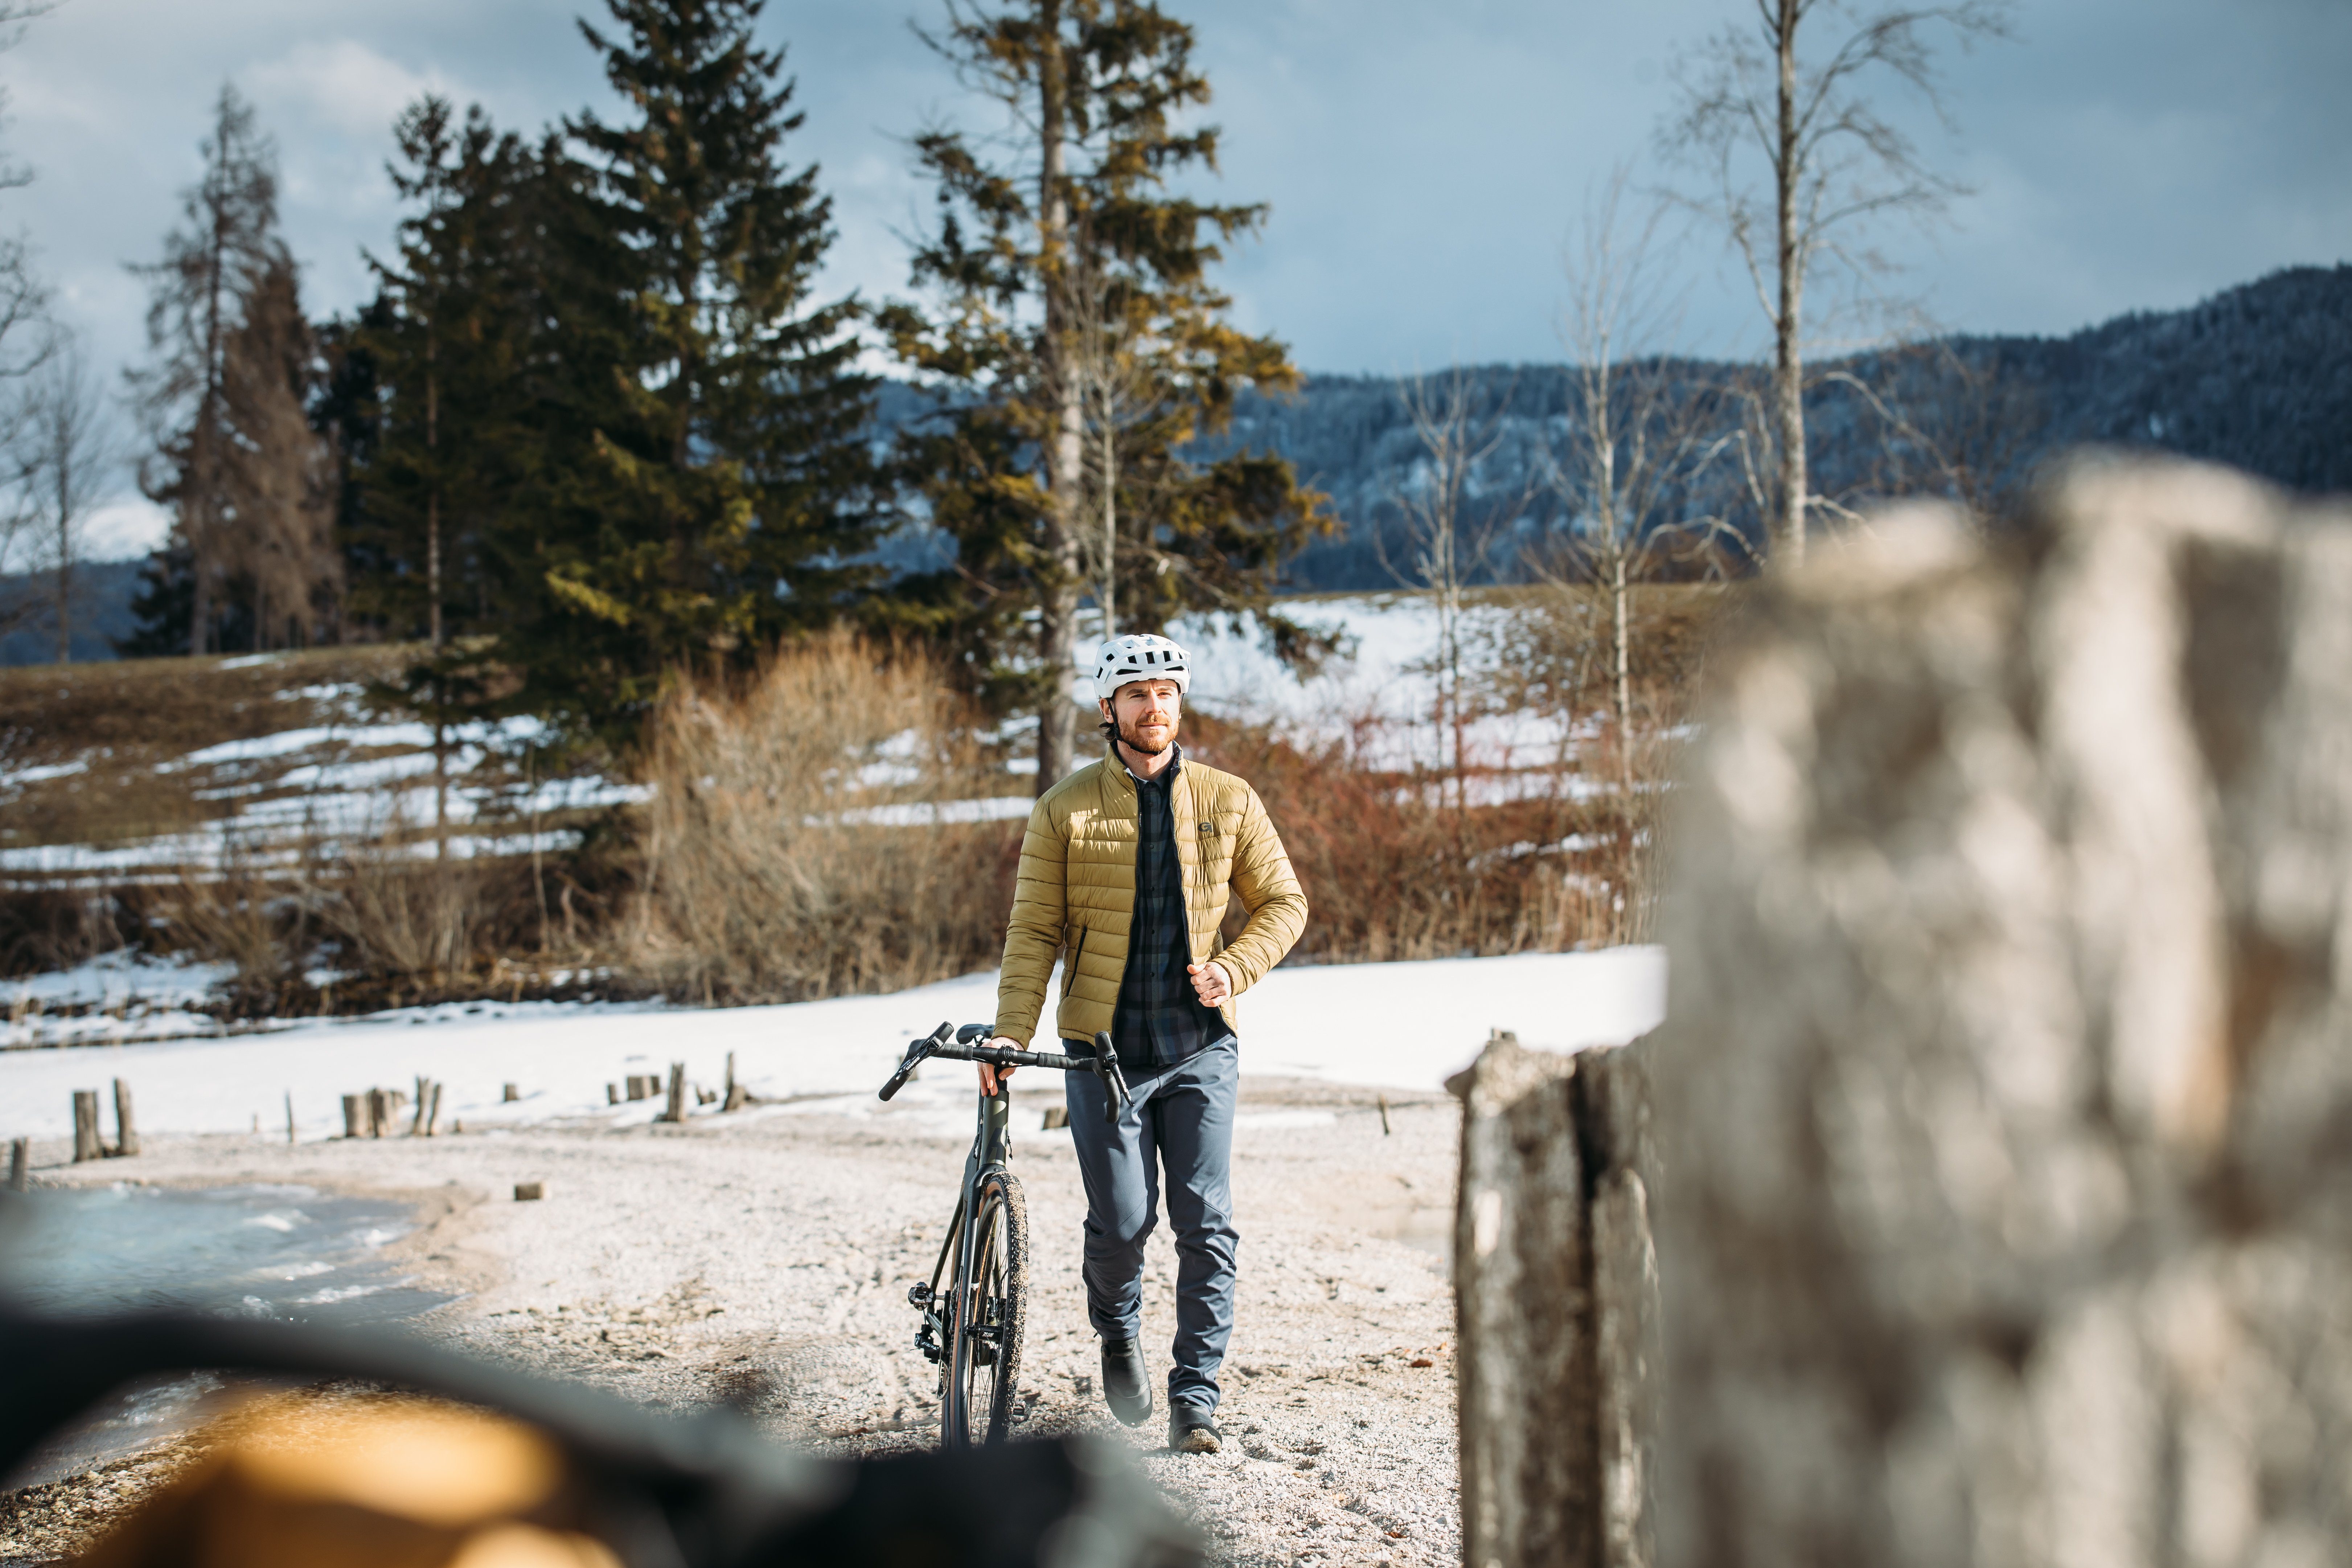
[0, 948, 1665, 1144]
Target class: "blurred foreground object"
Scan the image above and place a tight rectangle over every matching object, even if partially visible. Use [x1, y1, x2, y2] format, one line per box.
[77, 1396, 616, 1568]
[1654, 455, 2352, 1567]
[0, 1307, 1198, 1568]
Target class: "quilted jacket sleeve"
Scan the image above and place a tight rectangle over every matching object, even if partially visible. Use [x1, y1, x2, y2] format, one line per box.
[1215, 783, 1308, 995]
[992, 794, 1069, 1046]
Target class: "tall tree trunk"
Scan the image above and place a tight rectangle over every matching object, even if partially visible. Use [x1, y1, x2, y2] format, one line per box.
[1771, 0, 1806, 567]
[426, 332, 442, 648]
[52, 451, 70, 664]
[1101, 424, 1116, 642]
[1034, 0, 1082, 789]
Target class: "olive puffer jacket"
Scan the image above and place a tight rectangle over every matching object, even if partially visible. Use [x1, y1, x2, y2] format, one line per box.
[992, 747, 1308, 1047]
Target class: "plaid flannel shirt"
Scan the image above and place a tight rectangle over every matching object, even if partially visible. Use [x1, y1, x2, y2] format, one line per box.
[1112, 747, 1237, 1073]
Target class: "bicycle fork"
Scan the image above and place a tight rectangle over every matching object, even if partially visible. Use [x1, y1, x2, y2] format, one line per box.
[909, 1088, 1014, 1368]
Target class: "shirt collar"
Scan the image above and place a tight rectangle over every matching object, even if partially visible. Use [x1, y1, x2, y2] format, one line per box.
[1122, 742, 1183, 788]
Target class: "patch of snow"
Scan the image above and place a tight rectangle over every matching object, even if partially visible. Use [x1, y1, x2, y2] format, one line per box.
[833, 796, 1036, 828]
[2, 759, 89, 787]
[0, 948, 1666, 1141]
[4, 950, 233, 1011]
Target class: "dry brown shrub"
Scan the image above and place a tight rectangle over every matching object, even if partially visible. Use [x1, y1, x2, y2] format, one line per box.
[1184, 587, 1713, 961]
[146, 858, 304, 1005]
[1188, 711, 1640, 962]
[316, 838, 484, 984]
[629, 632, 1021, 1004]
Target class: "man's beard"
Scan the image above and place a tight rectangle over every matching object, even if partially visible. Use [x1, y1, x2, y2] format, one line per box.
[1119, 712, 1177, 756]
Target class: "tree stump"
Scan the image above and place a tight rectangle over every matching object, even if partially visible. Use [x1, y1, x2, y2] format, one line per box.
[1652, 457, 2352, 1568]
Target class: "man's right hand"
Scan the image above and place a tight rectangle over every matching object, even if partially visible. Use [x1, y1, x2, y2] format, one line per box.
[977, 1038, 1023, 1096]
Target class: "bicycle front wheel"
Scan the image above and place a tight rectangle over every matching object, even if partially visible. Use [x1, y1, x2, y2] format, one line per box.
[943, 1170, 1028, 1447]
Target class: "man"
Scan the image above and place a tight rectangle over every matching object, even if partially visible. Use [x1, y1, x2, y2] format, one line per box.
[984, 632, 1308, 1454]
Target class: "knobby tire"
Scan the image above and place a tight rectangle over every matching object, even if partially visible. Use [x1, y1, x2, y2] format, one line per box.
[943, 1171, 1027, 1447]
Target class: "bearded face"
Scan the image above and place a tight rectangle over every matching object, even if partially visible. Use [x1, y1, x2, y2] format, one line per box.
[1104, 678, 1182, 756]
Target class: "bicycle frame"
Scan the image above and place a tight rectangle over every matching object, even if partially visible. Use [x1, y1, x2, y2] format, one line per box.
[882, 1023, 1129, 1381]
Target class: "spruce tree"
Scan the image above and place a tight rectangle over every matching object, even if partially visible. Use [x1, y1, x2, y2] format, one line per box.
[507, 0, 878, 743]
[882, 0, 1332, 787]
[345, 98, 540, 651]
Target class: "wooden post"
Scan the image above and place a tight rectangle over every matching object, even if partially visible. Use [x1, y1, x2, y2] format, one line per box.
[724, 1051, 736, 1106]
[71, 1091, 102, 1162]
[501, 1082, 519, 1103]
[285, 1091, 297, 1145]
[606, 1083, 620, 1106]
[411, 1077, 431, 1134]
[341, 1095, 362, 1138]
[366, 1088, 389, 1138]
[1448, 1032, 1655, 1568]
[112, 1078, 139, 1157]
[662, 1062, 686, 1124]
[1378, 1093, 1392, 1135]
[8, 1136, 26, 1191]
[424, 1082, 444, 1136]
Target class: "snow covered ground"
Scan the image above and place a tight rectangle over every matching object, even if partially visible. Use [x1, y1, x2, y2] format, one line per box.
[0, 947, 1665, 1144]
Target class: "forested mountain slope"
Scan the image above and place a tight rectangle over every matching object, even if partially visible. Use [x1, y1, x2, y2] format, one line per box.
[1211, 263, 2352, 588]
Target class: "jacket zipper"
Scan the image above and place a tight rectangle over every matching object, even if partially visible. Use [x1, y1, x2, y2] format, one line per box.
[1063, 927, 1087, 997]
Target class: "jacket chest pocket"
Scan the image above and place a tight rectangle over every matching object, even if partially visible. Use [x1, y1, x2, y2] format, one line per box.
[1197, 820, 1236, 875]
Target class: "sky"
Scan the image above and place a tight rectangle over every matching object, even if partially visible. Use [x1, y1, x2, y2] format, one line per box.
[7, 0, 2347, 556]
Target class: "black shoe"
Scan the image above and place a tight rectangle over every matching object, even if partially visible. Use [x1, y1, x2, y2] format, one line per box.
[1101, 1337, 1152, 1427]
[1168, 1403, 1221, 1454]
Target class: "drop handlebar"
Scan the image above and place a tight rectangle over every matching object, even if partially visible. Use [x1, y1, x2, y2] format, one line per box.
[878, 1022, 1131, 1123]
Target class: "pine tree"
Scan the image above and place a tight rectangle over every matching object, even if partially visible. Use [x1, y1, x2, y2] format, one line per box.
[498, 0, 878, 743]
[882, 0, 1332, 787]
[128, 84, 310, 655]
[217, 253, 338, 650]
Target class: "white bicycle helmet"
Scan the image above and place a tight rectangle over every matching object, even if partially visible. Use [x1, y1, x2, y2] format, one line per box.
[1092, 633, 1193, 700]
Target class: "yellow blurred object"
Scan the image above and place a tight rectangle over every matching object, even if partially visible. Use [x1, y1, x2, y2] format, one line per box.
[73, 1395, 610, 1568]
[446, 1526, 621, 1568]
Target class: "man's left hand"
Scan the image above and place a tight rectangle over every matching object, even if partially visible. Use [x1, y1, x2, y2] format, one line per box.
[1187, 961, 1233, 1008]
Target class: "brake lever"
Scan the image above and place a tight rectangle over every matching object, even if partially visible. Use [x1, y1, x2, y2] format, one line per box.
[1092, 1030, 1131, 1124]
[878, 1021, 953, 1102]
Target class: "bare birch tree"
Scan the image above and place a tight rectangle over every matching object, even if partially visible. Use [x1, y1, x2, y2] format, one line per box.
[1385, 370, 1520, 815]
[14, 336, 120, 662]
[1661, 0, 2013, 566]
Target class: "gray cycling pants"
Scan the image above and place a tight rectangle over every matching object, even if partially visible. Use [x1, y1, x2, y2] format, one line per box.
[1063, 1039, 1239, 1414]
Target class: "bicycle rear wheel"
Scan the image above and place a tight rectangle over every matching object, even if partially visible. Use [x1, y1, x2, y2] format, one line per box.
[943, 1170, 1027, 1447]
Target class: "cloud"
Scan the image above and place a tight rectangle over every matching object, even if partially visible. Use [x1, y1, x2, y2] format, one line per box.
[81, 498, 169, 561]
[0, 0, 2340, 409]
[245, 38, 453, 141]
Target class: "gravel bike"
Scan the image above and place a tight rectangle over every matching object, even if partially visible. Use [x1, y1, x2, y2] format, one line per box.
[879, 1022, 1130, 1447]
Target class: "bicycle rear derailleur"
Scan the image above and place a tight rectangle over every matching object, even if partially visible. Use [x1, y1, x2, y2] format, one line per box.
[908, 1282, 946, 1365]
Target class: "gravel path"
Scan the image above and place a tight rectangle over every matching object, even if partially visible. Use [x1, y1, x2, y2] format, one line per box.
[1, 1075, 1462, 1567]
